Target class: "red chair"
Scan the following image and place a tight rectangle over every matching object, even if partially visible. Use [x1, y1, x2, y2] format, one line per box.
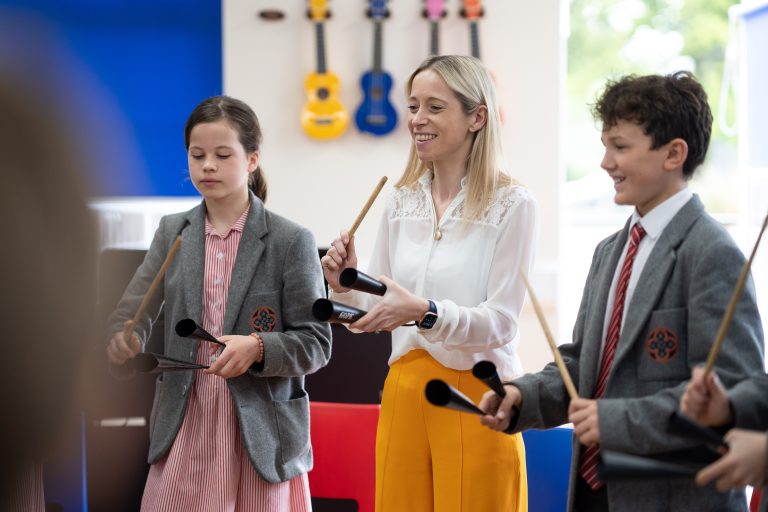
[309, 402, 380, 512]
[751, 488, 762, 512]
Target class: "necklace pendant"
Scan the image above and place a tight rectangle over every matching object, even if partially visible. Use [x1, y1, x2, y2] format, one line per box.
[434, 229, 442, 241]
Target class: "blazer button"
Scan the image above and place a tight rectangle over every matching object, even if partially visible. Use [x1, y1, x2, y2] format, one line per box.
[182, 385, 188, 395]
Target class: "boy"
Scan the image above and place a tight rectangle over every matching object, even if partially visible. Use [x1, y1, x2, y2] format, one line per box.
[480, 71, 764, 511]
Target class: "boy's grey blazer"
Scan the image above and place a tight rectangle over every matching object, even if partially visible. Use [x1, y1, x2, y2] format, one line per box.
[107, 192, 332, 483]
[511, 195, 764, 511]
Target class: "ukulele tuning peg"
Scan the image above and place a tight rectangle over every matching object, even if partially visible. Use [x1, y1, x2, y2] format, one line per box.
[258, 9, 285, 21]
[422, 7, 446, 19]
[307, 9, 332, 20]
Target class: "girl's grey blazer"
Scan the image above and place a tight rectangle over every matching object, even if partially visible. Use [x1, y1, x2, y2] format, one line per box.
[107, 193, 332, 483]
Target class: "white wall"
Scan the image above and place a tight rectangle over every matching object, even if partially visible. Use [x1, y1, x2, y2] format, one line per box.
[223, 0, 565, 307]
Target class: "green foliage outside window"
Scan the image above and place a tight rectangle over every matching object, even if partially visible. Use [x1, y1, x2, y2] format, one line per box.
[567, 0, 739, 213]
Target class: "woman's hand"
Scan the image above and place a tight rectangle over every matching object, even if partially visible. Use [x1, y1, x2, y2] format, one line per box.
[205, 334, 262, 379]
[107, 320, 141, 364]
[321, 230, 358, 292]
[350, 276, 428, 333]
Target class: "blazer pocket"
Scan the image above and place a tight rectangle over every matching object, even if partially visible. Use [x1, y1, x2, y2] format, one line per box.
[273, 390, 310, 465]
[638, 307, 688, 382]
[243, 291, 282, 333]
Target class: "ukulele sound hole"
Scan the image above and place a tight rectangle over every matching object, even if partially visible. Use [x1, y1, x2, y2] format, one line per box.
[370, 87, 383, 100]
[317, 88, 330, 100]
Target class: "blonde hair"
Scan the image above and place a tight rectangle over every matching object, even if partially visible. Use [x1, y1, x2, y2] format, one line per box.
[396, 55, 512, 221]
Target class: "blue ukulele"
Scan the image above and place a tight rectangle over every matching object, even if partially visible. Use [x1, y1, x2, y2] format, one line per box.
[355, 0, 398, 136]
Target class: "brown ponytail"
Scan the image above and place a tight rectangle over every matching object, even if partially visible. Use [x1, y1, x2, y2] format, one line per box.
[249, 166, 268, 202]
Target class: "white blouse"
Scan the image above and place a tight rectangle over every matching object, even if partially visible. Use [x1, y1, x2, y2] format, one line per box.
[331, 172, 538, 381]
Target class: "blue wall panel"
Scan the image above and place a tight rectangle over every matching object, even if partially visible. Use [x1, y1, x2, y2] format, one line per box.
[0, 0, 222, 196]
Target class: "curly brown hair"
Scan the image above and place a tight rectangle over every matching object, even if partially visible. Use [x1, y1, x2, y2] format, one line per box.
[592, 71, 713, 178]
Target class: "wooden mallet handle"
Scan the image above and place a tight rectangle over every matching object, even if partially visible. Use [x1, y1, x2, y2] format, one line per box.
[349, 176, 388, 237]
[124, 235, 182, 342]
[519, 268, 579, 400]
[703, 212, 768, 375]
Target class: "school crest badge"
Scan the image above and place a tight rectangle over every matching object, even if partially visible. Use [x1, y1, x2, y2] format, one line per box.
[645, 327, 679, 363]
[250, 306, 277, 333]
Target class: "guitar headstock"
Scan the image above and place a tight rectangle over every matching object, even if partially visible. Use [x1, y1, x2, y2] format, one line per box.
[462, 0, 483, 21]
[368, 0, 390, 20]
[425, 0, 446, 21]
[308, 0, 330, 22]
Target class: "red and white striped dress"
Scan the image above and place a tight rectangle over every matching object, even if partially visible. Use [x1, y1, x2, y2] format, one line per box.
[141, 206, 311, 512]
[2, 462, 45, 512]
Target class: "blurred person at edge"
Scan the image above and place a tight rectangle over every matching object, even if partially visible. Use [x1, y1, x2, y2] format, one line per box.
[0, 79, 97, 510]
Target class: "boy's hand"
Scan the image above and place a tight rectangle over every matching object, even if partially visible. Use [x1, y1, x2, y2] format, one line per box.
[205, 334, 261, 379]
[569, 398, 601, 447]
[479, 384, 521, 432]
[680, 367, 733, 427]
[696, 429, 768, 491]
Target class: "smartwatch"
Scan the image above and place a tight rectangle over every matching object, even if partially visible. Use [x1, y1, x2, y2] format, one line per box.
[418, 299, 438, 330]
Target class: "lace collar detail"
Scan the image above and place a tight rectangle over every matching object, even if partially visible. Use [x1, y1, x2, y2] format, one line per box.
[393, 173, 529, 228]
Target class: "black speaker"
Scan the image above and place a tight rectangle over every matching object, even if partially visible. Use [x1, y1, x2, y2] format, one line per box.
[85, 248, 155, 512]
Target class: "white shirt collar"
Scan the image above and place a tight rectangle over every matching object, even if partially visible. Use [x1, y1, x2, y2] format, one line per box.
[630, 187, 693, 241]
[417, 170, 468, 192]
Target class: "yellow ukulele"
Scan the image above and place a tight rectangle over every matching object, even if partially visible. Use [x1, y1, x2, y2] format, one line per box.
[301, 0, 349, 140]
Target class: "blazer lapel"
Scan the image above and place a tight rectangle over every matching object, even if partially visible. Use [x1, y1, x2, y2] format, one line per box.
[610, 196, 705, 375]
[182, 203, 207, 324]
[223, 193, 268, 335]
[581, 219, 630, 396]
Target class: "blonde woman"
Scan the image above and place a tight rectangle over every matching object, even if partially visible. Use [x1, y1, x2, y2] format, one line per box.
[322, 55, 537, 512]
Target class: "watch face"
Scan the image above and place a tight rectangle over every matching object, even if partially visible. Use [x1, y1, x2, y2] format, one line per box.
[420, 312, 438, 329]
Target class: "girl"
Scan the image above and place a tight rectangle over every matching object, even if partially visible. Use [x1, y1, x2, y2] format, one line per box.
[321, 55, 537, 512]
[107, 96, 330, 511]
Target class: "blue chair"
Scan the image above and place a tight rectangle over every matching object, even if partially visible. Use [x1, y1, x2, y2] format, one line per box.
[523, 426, 573, 512]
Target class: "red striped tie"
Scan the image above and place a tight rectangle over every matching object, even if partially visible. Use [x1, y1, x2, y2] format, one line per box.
[580, 223, 646, 490]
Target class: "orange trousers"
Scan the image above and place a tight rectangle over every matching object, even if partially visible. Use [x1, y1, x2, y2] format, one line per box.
[375, 349, 527, 512]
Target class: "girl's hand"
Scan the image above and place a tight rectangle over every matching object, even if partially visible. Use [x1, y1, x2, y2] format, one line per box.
[205, 334, 262, 379]
[321, 230, 358, 292]
[107, 320, 141, 365]
[350, 276, 428, 333]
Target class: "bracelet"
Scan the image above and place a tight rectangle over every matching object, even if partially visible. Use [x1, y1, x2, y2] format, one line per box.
[249, 332, 264, 364]
[327, 285, 349, 296]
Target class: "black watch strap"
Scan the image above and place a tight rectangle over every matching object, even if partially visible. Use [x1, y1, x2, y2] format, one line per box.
[418, 299, 438, 329]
